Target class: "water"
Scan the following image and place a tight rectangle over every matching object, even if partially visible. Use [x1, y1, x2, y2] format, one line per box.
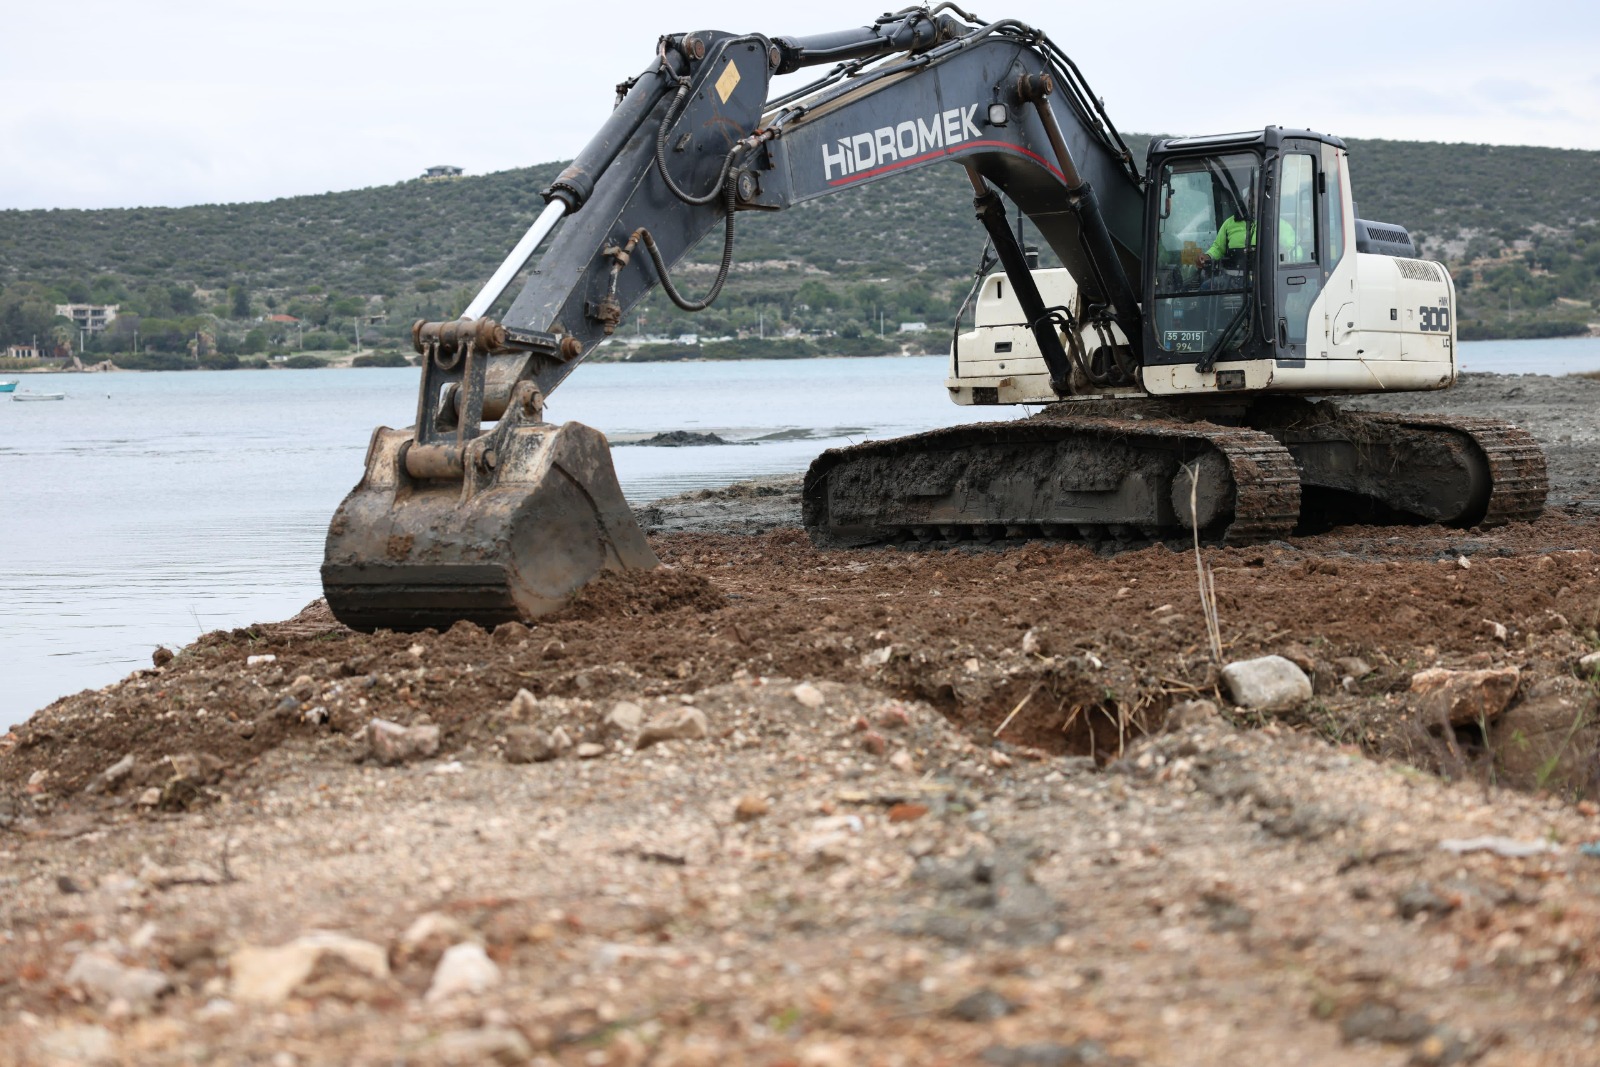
[3, 337, 1598, 728]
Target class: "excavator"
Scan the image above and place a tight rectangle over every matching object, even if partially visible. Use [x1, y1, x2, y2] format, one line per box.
[322, 5, 1548, 632]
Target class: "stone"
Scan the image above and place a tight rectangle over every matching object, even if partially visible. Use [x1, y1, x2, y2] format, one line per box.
[151, 647, 174, 669]
[1484, 619, 1509, 642]
[1020, 627, 1050, 656]
[422, 1027, 534, 1066]
[230, 933, 390, 1006]
[501, 726, 556, 764]
[289, 674, 318, 703]
[888, 803, 928, 823]
[792, 683, 826, 709]
[1488, 681, 1599, 791]
[548, 726, 574, 754]
[1408, 666, 1520, 726]
[1220, 656, 1312, 711]
[889, 749, 916, 773]
[1338, 999, 1434, 1045]
[860, 731, 888, 756]
[83, 754, 136, 795]
[636, 707, 709, 749]
[1579, 650, 1600, 674]
[491, 621, 530, 645]
[64, 950, 173, 1009]
[734, 796, 770, 822]
[425, 942, 502, 1004]
[947, 986, 1017, 1022]
[505, 688, 539, 719]
[368, 719, 441, 764]
[31, 1024, 117, 1065]
[1163, 698, 1218, 731]
[396, 912, 479, 970]
[606, 700, 645, 734]
[1333, 657, 1372, 679]
[246, 653, 277, 666]
[575, 742, 607, 760]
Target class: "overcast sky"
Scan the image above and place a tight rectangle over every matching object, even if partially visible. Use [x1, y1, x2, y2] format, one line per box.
[3, 0, 1597, 211]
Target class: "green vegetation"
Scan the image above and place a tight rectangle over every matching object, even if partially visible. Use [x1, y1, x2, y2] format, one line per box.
[0, 137, 1595, 368]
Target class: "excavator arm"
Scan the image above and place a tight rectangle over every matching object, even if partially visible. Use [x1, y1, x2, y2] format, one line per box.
[322, 7, 1153, 631]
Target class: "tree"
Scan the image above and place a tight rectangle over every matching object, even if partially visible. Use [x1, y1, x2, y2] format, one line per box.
[229, 285, 251, 318]
[241, 327, 268, 354]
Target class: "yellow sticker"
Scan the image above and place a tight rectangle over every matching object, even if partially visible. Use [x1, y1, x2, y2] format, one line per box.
[714, 59, 741, 104]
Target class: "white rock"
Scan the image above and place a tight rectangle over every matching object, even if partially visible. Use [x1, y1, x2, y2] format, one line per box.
[861, 646, 893, 667]
[548, 726, 574, 753]
[1484, 619, 1509, 642]
[31, 1024, 117, 1065]
[64, 950, 172, 1009]
[791, 683, 826, 709]
[575, 743, 607, 760]
[1220, 655, 1312, 711]
[635, 707, 710, 749]
[425, 942, 502, 1004]
[1579, 650, 1600, 674]
[424, 1027, 534, 1065]
[368, 719, 441, 765]
[506, 688, 539, 719]
[230, 933, 390, 1006]
[606, 700, 644, 733]
[84, 754, 136, 795]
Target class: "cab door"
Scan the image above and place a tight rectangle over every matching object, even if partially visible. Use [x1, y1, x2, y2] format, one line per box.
[1274, 150, 1321, 352]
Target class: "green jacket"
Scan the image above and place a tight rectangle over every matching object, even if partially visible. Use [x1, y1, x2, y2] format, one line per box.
[1206, 215, 1302, 261]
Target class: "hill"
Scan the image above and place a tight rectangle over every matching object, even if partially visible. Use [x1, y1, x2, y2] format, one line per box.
[2, 137, 1596, 362]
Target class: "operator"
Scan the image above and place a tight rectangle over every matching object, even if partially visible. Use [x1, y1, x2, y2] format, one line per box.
[1198, 186, 1301, 268]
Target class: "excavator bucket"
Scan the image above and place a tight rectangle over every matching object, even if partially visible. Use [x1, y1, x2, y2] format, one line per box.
[321, 320, 658, 633]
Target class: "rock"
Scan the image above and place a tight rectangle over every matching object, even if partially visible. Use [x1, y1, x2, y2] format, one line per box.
[1277, 643, 1316, 673]
[792, 683, 826, 708]
[368, 719, 441, 765]
[575, 743, 607, 760]
[888, 803, 928, 823]
[136, 787, 161, 807]
[64, 950, 173, 1009]
[1579, 650, 1600, 674]
[1488, 681, 1599, 791]
[1163, 698, 1218, 731]
[1408, 666, 1520, 726]
[425, 942, 502, 1004]
[396, 912, 479, 970]
[980, 1041, 1108, 1066]
[548, 726, 574, 755]
[860, 731, 888, 757]
[1396, 882, 1455, 920]
[501, 726, 556, 764]
[606, 700, 645, 734]
[151, 647, 174, 669]
[889, 749, 916, 773]
[230, 933, 390, 1006]
[734, 796, 770, 822]
[246, 653, 277, 666]
[289, 674, 318, 703]
[138, 856, 223, 889]
[83, 754, 136, 795]
[1483, 619, 1509, 643]
[491, 621, 530, 645]
[1220, 656, 1312, 711]
[505, 688, 539, 719]
[1020, 627, 1050, 656]
[31, 1024, 117, 1065]
[1338, 999, 1434, 1045]
[947, 986, 1017, 1022]
[1333, 657, 1371, 679]
[636, 707, 709, 749]
[422, 1027, 534, 1066]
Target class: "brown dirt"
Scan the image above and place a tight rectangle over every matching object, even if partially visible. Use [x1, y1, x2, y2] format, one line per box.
[5, 376, 1600, 1064]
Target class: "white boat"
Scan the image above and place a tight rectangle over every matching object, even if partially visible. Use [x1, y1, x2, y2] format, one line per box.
[12, 392, 65, 402]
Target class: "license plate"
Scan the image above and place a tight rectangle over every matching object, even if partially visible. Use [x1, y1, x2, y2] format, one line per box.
[1163, 330, 1204, 353]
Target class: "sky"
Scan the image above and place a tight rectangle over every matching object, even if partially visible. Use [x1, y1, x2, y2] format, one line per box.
[3, 0, 1598, 211]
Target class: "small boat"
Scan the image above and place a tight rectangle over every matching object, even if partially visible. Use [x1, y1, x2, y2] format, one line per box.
[0, 381, 16, 392]
[12, 392, 65, 401]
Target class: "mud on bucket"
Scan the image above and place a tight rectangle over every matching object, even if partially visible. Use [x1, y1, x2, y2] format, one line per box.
[321, 419, 658, 633]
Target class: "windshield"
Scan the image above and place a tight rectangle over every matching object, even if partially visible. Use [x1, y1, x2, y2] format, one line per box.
[1151, 151, 1260, 359]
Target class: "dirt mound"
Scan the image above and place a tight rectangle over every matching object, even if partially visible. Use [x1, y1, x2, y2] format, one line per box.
[7, 511, 1600, 817]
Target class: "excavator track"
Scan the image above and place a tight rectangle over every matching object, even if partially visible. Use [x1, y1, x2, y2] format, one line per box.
[803, 416, 1301, 548]
[1337, 412, 1548, 527]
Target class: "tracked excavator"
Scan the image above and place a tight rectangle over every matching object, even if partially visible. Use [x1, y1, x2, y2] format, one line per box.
[322, 5, 1548, 632]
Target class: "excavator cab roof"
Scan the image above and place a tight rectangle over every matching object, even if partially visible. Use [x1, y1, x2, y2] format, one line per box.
[1149, 127, 1347, 161]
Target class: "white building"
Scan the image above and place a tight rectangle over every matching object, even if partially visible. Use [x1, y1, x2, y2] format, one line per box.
[55, 304, 119, 332]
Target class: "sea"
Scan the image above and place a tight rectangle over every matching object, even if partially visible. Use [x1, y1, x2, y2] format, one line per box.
[4, 336, 1600, 728]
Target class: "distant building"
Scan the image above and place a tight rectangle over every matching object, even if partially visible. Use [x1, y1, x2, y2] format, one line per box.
[5, 343, 43, 360]
[422, 165, 463, 181]
[898, 321, 929, 333]
[55, 304, 119, 332]
[266, 314, 300, 324]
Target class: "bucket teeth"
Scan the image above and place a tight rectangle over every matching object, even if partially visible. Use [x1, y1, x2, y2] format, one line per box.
[322, 420, 657, 632]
